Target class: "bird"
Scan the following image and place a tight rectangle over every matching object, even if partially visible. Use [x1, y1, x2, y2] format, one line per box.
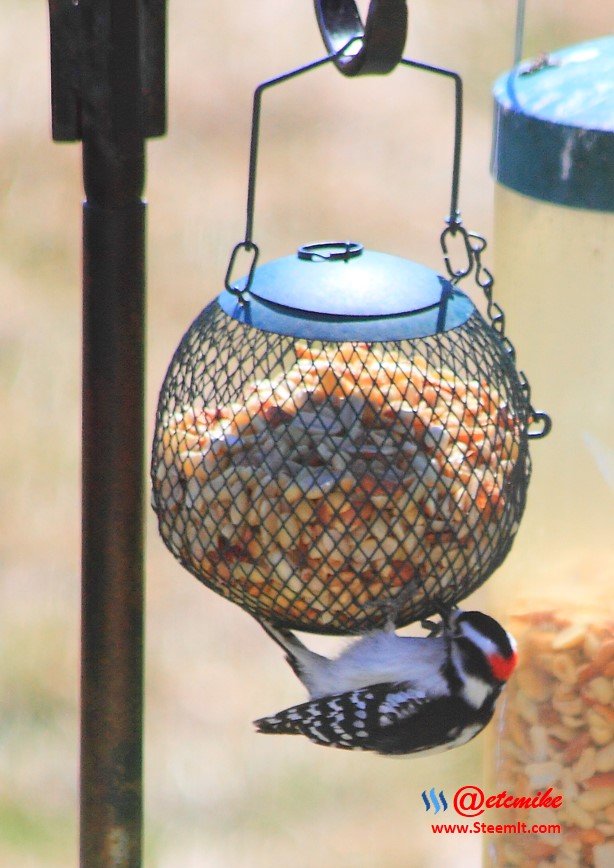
[253, 607, 517, 756]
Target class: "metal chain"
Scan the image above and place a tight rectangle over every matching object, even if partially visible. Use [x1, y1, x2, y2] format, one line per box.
[225, 240, 259, 304]
[440, 218, 552, 439]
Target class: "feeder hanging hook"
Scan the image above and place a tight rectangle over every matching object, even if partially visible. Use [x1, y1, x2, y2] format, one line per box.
[314, 0, 408, 76]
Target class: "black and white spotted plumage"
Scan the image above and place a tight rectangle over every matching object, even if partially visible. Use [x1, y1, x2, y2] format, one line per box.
[254, 683, 493, 754]
[254, 608, 517, 756]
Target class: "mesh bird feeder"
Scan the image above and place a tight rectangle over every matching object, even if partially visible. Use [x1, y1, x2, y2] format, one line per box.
[151, 1, 550, 634]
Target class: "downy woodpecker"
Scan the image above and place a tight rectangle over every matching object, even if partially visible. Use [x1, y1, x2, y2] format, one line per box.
[254, 608, 517, 756]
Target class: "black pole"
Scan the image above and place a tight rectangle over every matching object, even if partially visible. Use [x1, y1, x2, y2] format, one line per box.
[48, 2, 166, 865]
[80, 2, 145, 861]
[81, 203, 145, 866]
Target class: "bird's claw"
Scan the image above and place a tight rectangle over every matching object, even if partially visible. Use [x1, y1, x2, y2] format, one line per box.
[420, 618, 441, 636]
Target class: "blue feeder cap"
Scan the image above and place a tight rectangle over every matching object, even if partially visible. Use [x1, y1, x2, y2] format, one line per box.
[492, 36, 614, 212]
[217, 242, 475, 341]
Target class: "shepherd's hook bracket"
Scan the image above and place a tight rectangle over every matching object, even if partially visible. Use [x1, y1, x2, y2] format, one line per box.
[314, 0, 408, 75]
[48, 0, 166, 142]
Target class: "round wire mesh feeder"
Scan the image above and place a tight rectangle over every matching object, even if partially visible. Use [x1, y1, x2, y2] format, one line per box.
[151, 48, 550, 635]
[152, 241, 548, 633]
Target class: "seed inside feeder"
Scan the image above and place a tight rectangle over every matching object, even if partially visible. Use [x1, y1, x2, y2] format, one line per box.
[152, 336, 528, 632]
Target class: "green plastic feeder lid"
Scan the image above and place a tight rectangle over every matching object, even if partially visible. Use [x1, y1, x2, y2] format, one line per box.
[492, 36, 614, 211]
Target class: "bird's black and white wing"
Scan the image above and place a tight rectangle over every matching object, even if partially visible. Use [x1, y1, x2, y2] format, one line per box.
[254, 681, 484, 755]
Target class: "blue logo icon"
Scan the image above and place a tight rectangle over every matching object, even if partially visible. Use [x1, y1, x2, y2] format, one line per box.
[421, 788, 448, 814]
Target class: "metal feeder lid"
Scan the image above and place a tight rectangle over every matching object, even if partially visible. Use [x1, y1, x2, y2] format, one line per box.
[492, 36, 614, 212]
[217, 241, 475, 342]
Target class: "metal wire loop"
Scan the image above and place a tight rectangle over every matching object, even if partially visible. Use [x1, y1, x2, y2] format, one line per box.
[297, 241, 364, 261]
[225, 241, 260, 301]
[488, 302, 506, 335]
[440, 222, 474, 284]
[527, 411, 553, 439]
[501, 337, 517, 363]
[518, 369, 531, 396]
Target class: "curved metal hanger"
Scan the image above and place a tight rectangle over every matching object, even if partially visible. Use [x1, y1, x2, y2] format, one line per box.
[314, 0, 408, 76]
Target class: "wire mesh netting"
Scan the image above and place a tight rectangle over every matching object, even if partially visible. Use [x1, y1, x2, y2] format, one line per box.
[151, 300, 532, 634]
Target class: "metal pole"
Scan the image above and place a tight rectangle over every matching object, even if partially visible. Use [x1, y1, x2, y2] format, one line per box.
[81, 204, 145, 867]
[514, 0, 527, 66]
[48, 2, 166, 865]
[79, 1, 146, 862]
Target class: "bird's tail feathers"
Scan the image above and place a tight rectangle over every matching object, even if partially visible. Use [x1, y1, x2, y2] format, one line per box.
[256, 618, 330, 692]
[254, 710, 299, 735]
[257, 620, 308, 678]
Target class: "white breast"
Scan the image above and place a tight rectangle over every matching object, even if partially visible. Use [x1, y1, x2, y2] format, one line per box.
[310, 632, 449, 698]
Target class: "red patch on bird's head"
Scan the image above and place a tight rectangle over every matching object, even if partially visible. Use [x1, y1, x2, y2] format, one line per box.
[489, 650, 518, 682]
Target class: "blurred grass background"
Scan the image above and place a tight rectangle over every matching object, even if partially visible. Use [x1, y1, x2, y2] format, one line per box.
[0, 2, 610, 866]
